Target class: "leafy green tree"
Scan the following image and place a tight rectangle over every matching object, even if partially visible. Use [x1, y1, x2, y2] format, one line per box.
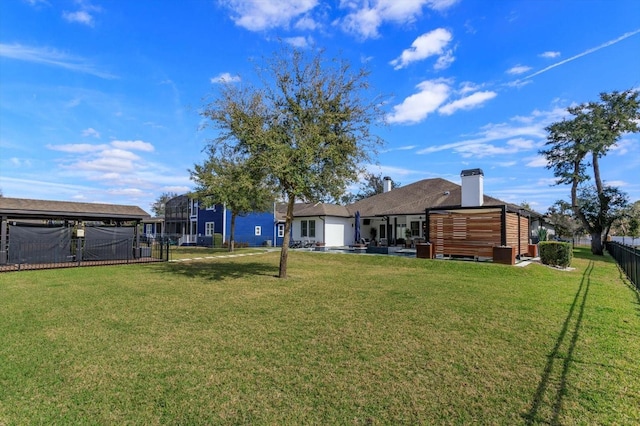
[576, 185, 628, 244]
[540, 89, 640, 255]
[150, 192, 178, 217]
[611, 199, 640, 244]
[355, 173, 400, 201]
[200, 45, 384, 277]
[338, 173, 400, 204]
[546, 200, 582, 240]
[190, 148, 275, 252]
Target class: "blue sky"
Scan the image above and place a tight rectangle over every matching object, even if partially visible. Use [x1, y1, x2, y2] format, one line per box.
[1, 0, 639, 214]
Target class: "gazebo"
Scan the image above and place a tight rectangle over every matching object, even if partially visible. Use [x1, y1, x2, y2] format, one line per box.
[0, 197, 150, 266]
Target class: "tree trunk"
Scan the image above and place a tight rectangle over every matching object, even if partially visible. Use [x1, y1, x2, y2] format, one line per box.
[229, 213, 236, 252]
[279, 198, 295, 278]
[592, 153, 604, 194]
[590, 231, 604, 255]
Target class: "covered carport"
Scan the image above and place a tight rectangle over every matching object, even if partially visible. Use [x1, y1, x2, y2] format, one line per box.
[0, 197, 151, 268]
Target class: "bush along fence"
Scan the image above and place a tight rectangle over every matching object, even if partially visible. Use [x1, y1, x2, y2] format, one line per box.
[1, 236, 169, 272]
[539, 241, 573, 268]
[606, 241, 639, 290]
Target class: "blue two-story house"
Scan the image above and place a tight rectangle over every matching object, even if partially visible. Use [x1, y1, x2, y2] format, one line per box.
[144, 194, 281, 247]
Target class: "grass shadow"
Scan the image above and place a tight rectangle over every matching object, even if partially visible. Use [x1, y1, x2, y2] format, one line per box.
[523, 260, 594, 425]
[146, 259, 278, 281]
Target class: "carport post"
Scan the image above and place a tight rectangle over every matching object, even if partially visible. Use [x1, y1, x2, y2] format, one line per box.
[0, 216, 7, 264]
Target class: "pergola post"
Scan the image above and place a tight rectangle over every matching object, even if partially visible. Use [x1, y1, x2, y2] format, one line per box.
[1, 215, 7, 264]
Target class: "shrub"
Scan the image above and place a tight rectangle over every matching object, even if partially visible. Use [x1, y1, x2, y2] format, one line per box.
[213, 233, 223, 248]
[539, 241, 572, 267]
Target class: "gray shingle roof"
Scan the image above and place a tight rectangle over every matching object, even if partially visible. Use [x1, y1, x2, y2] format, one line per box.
[276, 202, 350, 220]
[346, 178, 505, 217]
[0, 197, 150, 221]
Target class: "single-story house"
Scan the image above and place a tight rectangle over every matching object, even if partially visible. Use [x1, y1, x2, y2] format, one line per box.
[347, 169, 536, 260]
[151, 168, 541, 261]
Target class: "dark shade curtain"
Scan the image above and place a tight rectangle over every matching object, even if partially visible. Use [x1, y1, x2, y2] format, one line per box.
[8, 226, 72, 264]
[84, 227, 134, 261]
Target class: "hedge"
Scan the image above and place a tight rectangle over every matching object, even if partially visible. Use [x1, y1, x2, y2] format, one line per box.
[539, 241, 572, 267]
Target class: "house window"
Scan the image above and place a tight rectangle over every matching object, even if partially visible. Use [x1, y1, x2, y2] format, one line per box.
[410, 221, 420, 237]
[277, 224, 285, 238]
[205, 222, 215, 236]
[255, 226, 262, 236]
[145, 224, 153, 234]
[301, 220, 316, 238]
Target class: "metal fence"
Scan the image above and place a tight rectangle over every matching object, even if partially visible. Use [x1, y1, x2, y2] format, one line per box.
[1, 238, 169, 272]
[606, 241, 639, 290]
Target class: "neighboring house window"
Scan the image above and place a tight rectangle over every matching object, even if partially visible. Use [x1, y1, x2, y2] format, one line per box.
[145, 224, 153, 234]
[190, 199, 198, 217]
[205, 222, 215, 236]
[410, 221, 420, 236]
[277, 224, 285, 238]
[206, 205, 216, 211]
[301, 220, 316, 238]
[255, 226, 261, 236]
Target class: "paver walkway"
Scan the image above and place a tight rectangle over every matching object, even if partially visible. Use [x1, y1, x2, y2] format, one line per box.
[169, 249, 278, 263]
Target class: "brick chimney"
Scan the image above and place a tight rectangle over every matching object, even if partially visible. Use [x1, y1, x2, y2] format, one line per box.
[461, 169, 484, 207]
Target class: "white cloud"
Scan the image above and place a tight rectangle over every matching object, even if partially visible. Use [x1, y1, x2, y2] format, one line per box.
[294, 16, 319, 31]
[434, 49, 455, 70]
[47, 143, 108, 153]
[525, 156, 549, 167]
[438, 90, 496, 115]
[220, 0, 318, 31]
[111, 140, 155, 152]
[418, 106, 566, 155]
[82, 127, 100, 138]
[507, 65, 532, 75]
[606, 180, 628, 188]
[62, 1, 102, 27]
[163, 186, 191, 193]
[452, 138, 535, 159]
[458, 81, 481, 95]
[0, 43, 116, 79]
[338, 0, 459, 39]
[284, 36, 313, 48]
[210, 72, 241, 84]
[387, 79, 450, 124]
[610, 138, 635, 155]
[62, 10, 94, 26]
[390, 28, 453, 70]
[108, 188, 145, 196]
[539, 51, 560, 59]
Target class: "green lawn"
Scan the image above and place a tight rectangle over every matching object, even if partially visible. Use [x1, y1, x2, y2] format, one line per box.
[1, 248, 638, 424]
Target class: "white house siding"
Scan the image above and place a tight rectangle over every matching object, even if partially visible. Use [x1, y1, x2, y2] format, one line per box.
[324, 217, 352, 247]
[291, 216, 324, 243]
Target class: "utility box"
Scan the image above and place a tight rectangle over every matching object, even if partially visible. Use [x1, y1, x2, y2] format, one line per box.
[493, 246, 516, 265]
[416, 243, 434, 259]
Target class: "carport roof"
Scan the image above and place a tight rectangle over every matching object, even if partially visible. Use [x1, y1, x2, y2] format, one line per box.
[0, 197, 150, 222]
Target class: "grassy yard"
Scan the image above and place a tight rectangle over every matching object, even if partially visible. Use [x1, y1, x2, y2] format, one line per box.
[0, 248, 638, 424]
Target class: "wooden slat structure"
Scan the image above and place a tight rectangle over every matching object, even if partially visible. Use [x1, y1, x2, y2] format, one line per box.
[427, 207, 529, 259]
